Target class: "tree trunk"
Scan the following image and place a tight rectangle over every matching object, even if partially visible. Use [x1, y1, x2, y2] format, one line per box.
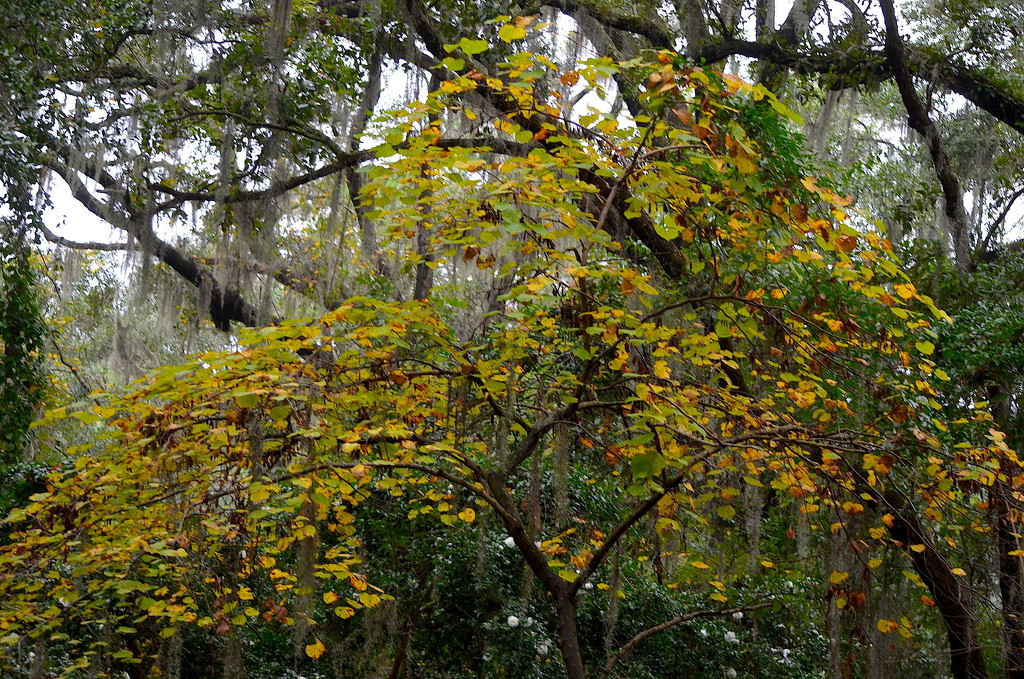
[881, 491, 988, 679]
[988, 385, 1024, 679]
[554, 592, 587, 679]
[992, 478, 1024, 679]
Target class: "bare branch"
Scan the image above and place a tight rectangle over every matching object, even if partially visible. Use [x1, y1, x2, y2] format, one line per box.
[600, 602, 773, 679]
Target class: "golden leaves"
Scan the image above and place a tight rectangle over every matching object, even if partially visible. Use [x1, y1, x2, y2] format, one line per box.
[829, 571, 849, 584]
[498, 23, 527, 43]
[894, 283, 917, 300]
[876, 619, 899, 634]
[305, 640, 326, 659]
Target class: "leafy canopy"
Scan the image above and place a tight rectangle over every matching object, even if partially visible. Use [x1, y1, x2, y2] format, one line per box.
[0, 23, 996, 677]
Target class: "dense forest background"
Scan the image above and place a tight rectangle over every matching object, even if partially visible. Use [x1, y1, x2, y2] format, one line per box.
[2, 0, 1024, 677]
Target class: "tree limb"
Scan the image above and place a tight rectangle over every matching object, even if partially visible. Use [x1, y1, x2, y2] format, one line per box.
[879, 0, 972, 274]
[600, 602, 773, 679]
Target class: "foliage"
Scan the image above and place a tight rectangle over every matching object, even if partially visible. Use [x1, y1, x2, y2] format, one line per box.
[0, 29, 1002, 678]
[0, 243, 47, 465]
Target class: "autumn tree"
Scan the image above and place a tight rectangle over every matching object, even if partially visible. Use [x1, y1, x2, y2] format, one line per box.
[5, 0, 1024, 678]
[0, 30, 1009, 679]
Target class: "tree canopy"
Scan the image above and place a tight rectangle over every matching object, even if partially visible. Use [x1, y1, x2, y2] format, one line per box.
[3, 1, 1024, 679]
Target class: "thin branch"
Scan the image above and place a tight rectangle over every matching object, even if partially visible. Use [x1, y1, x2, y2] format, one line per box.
[599, 602, 773, 679]
[36, 223, 130, 252]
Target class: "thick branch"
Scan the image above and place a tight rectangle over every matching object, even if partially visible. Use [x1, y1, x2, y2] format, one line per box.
[879, 0, 971, 275]
[532, 0, 1024, 136]
[48, 157, 265, 331]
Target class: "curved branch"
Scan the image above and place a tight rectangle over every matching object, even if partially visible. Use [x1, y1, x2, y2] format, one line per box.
[880, 0, 971, 274]
[529, 0, 1024, 136]
[36, 223, 130, 253]
[149, 137, 534, 208]
[600, 602, 773, 679]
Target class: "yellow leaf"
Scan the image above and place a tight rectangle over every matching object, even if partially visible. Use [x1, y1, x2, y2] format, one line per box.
[867, 559, 883, 569]
[910, 544, 925, 553]
[760, 560, 775, 569]
[653, 360, 671, 379]
[876, 619, 898, 634]
[842, 501, 864, 516]
[951, 568, 967, 576]
[498, 23, 527, 42]
[323, 592, 339, 604]
[691, 561, 710, 570]
[829, 570, 849, 584]
[894, 283, 916, 300]
[237, 587, 254, 601]
[458, 507, 476, 523]
[305, 640, 326, 659]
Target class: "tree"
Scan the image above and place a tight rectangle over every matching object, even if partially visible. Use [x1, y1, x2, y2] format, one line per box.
[0, 39, 1006, 679]
[5, 0, 1024, 678]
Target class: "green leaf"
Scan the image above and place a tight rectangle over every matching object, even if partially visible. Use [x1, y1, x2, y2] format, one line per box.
[455, 38, 489, 56]
[234, 392, 260, 408]
[631, 450, 666, 479]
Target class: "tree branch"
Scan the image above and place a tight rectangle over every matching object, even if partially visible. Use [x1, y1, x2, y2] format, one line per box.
[879, 0, 972, 275]
[600, 602, 773, 679]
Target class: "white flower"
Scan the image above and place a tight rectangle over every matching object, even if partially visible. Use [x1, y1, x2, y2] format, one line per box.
[584, 582, 594, 590]
[700, 628, 709, 638]
[537, 641, 550, 656]
[732, 611, 743, 621]
[507, 615, 520, 628]
[504, 536, 516, 548]
[724, 631, 739, 644]
[535, 541, 543, 549]
[725, 669, 738, 679]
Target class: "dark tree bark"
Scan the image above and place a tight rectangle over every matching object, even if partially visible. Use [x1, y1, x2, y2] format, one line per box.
[879, 489, 988, 679]
[987, 385, 1024, 679]
[878, 0, 972, 275]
